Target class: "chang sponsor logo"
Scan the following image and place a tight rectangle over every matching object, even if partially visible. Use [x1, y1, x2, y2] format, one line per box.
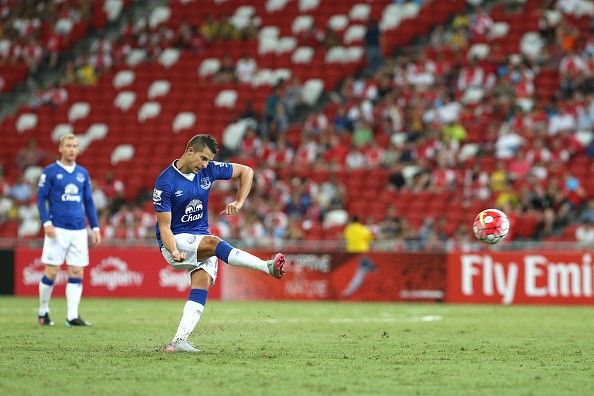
[61, 183, 81, 202]
[90, 257, 144, 290]
[22, 258, 67, 286]
[159, 266, 190, 291]
[181, 199, 203, 223]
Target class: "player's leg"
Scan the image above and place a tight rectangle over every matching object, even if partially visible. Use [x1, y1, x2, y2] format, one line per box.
[166, 268, 212, 353]
[64, 229, 91, 326]
[38, 264, 59, 326]
[38, 228, 68, 326]
[197, 235, 286, 279]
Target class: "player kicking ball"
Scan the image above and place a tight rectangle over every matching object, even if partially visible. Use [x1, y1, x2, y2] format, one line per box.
[36, 133, 102, 327]
[154, 134, 286, 353]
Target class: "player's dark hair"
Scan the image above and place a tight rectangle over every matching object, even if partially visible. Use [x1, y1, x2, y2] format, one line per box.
[186, 134, 219, 154]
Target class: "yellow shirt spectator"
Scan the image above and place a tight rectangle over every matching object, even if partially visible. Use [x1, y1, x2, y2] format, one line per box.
[344, 217, 373, 253]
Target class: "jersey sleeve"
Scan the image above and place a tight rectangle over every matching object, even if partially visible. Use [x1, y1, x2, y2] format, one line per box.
[36, 169, 51, 225]
[209, 161, 233, 180]
[82, 170, 100, 229]
[153, 175, 173, 212]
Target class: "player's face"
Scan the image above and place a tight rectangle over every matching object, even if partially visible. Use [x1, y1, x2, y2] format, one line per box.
[188, 147, 215, 172]
[59, 138, 78, 162]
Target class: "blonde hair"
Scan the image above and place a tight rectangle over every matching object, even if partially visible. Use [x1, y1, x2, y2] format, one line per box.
[59, 133, 77, 146]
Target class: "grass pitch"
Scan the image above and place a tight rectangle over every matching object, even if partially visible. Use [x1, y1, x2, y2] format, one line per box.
[0, 297, 593, 395]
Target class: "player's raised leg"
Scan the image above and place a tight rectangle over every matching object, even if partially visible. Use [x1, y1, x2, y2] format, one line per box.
[166, 268, 211, 353]
[38, 264, 58, 326]
[199, 236, 285, 279]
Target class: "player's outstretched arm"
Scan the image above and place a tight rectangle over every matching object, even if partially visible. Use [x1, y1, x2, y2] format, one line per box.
[157, 212, 186, 261]
[220, 163, 254, 215]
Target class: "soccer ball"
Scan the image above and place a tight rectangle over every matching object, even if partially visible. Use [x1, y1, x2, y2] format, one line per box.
[472, 209, 509, 244]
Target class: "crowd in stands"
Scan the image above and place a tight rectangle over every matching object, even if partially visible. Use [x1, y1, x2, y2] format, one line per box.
[1, 0, 594, 250]
[0, 0, 97, 93]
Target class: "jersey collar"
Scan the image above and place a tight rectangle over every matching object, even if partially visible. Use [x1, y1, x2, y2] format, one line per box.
[171, 160, 196, 181]
[56, 160, 76, 174]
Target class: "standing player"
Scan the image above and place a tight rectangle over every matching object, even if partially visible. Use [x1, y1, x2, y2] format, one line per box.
[36, 133, 101, 327]
[154, 134, 285, 353]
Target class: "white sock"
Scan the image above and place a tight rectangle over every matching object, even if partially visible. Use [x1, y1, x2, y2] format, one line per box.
[227, 248, 269, 273]
[173, 300, 204, 342]
[66, 281, 83, 321]
[38, 282, 53, 316]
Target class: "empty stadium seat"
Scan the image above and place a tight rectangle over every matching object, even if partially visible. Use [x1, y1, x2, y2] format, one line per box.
[292, 15, 314, 34]
[148, 80, 171, 99]
[467, 43, 490, 60]
[328, 15, 349, 31]
[68, 102, 91, 122]
[344, 25, 366, 44]
[103, 0, 124, 21]
[51, 123, 74, 142]
[266, 0, 290, 13]
[349, 4, 371, 21]
[215, 90, 238, 108]
[87, 123, 108, 140]
[138, 102, 161, 122]
[114, 91, 136, 111]
[15, 113, 38, 133]
[487, 22, 509, 40]
[302, 79, 324, 105]
[292, 46, 314, 63]
[126, 49, 147, 67]
[149, 6, 171, 28]
[199, 58, 221, 77]
[299, 0, 319, 12]
[158, 48, 180, 68]
[113, 70, 135, 89]
[172, 112, 197, 132]
[111, 144, 135, 165]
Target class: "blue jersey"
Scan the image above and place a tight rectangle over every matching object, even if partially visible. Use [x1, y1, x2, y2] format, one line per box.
[36, 161, 99, 231]
[153, 160, 233, 246]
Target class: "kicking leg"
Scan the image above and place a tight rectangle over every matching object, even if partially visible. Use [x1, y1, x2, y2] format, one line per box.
[38, 264, 58, 326]
[196, 236, 285, 279]
[166, 269, 210, 353]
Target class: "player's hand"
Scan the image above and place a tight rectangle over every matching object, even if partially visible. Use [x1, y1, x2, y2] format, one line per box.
[171, 249, 186, 262]
[220, 201, 243, 215]
[91, 229, 102, 245]
[44, 224, 57, 238]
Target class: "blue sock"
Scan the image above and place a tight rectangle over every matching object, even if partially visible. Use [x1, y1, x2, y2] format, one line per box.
[188, 288, 208, 306]
[41, 275, 54, 286]
[215, 240, 234, 262]
[67, 277, 82, 284]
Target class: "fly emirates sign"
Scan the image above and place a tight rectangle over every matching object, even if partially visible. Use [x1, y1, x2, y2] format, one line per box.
[447, 252, 594, 305]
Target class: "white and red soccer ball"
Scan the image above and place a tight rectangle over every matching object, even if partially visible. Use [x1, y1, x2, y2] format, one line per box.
[473, 209, 509, 244]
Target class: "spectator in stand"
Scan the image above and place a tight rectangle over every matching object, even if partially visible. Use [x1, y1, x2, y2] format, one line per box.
[364, 19, 382, 74]
[342, 215, 376, 297]
[235, 54, 257, 84]
[575, 218, 594, 247]
[199, 14, 221, 42]
[8, 176, 32, 204]
[215, 54, 235, 83]
[282, 77, 304, 119]
[16, 139, 46, 171]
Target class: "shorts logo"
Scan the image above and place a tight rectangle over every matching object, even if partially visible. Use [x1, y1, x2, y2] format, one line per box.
[153, 189, 163, 203]
[76, 173, 85, 183]
[61, 183, 81, 202]
[187, 235, 197, 244]
[200, 177, 211, 190]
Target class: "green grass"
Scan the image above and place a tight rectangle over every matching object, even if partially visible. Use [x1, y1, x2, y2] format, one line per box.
[0, 297, 593, 395]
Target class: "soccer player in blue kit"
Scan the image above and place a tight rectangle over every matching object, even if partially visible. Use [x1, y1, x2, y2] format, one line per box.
[154, 134, 286, 352]
[36, 133, 101, 326]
